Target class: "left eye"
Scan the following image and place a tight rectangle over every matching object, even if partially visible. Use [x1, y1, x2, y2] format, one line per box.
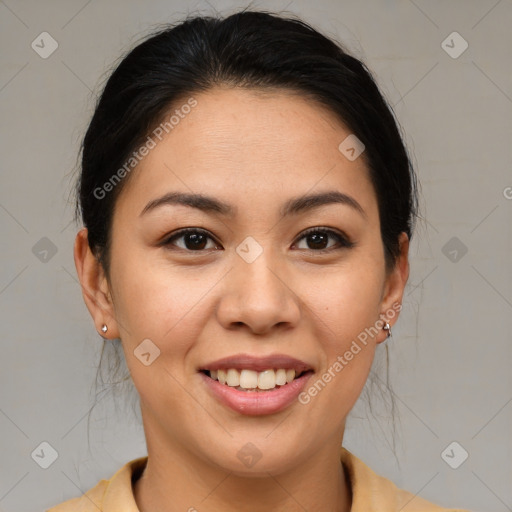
[293, 228, 353, 252]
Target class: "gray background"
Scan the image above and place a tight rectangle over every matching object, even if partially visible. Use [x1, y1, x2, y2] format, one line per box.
[1, 0, 511, 511]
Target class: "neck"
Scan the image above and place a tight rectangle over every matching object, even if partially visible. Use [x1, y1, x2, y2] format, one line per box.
[133, 423, 352, 512]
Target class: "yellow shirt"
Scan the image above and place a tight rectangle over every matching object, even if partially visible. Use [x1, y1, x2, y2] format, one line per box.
[47, 446, 470, 511]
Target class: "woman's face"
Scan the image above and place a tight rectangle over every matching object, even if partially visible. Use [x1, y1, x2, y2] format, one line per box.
[77, 87, 409, 475]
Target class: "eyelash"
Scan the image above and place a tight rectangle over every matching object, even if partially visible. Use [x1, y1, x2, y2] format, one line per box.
[161, 227, 355, 254]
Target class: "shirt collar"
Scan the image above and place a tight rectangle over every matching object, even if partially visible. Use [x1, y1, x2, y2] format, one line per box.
[101, 455, 146, 511]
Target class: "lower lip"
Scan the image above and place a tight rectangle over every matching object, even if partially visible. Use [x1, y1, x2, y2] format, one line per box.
[200, 371, 313, 416]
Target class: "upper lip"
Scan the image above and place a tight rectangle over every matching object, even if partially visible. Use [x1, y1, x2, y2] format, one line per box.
[199, 354, 314, 374]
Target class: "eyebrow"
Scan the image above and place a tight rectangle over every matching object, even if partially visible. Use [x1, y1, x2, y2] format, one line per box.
[140, 190, 367, 220]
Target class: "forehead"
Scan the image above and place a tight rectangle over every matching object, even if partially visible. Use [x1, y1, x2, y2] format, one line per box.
[118, 86, 377, 221]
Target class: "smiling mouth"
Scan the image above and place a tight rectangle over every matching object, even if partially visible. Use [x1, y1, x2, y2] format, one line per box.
[201, 368, 313, 392]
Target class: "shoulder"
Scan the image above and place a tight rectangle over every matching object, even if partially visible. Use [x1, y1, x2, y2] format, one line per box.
[46, 479, 108, 512]
[340, 446, 472, 512]
[46, 456, 147, 512]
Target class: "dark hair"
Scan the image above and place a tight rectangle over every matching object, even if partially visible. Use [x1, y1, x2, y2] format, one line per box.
[78, 8, 420, 462]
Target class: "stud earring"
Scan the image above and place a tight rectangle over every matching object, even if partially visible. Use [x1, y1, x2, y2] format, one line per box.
[383, 322, 391, 338]
[101, 324, 108, 333]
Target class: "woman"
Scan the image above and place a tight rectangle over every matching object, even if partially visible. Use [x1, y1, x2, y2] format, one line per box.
[48, 9, 470, 512]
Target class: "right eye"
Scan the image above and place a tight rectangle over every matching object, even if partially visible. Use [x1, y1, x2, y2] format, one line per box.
[162, 228, 221, 252]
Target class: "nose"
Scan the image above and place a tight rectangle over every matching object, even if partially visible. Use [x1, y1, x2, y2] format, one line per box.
[216, 251, 301, 335]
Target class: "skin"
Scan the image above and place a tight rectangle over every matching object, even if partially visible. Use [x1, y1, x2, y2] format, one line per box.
[74, 86, 409, 512]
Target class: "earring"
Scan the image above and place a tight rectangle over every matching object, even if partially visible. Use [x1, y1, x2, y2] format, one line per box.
[101, 324, 108, 333]
[383, 322, 391, 338]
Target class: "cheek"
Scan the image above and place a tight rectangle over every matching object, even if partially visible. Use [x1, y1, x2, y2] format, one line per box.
[111, 252, 218, 357]
[112, 263, 208, 410]
[297, 262, 384, 410]
[304, 261, 384, 339]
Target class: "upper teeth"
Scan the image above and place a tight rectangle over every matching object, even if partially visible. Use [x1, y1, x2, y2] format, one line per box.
[209, 368, 297, 390]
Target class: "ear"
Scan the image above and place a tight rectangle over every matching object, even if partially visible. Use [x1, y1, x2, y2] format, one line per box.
[376, 231, 410, 344]
[73, 228, 120, 339]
